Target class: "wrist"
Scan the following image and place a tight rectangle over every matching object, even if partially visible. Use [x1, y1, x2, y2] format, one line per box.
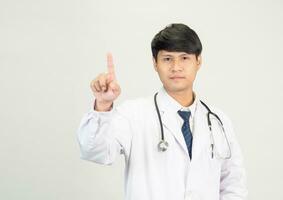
[94, 99, 113, 111]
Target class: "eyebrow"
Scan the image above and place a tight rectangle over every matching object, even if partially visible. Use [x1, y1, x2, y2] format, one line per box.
[160, 53, 190, 57]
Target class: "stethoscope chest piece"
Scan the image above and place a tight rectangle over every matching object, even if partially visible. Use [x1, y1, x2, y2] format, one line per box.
[158, 140, 169, 152]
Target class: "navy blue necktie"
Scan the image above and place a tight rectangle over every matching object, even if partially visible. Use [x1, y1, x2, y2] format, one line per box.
[177, 110, 193, 160]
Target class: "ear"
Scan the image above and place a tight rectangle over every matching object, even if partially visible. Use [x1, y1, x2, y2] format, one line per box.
[152, 57, 158, 71]
[196, 55, 202, 70]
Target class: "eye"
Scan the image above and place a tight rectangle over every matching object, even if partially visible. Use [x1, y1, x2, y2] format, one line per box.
[163, 57, 171, 62]
[182, 56, 190, 60]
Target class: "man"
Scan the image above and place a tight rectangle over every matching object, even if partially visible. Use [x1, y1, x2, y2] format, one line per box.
[77, 23, 248, 200]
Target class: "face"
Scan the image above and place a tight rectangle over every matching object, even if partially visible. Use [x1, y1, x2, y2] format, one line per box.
[153, 50, 202, 94]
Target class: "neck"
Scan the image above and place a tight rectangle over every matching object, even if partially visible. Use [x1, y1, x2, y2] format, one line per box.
[165, 87, 194, 107]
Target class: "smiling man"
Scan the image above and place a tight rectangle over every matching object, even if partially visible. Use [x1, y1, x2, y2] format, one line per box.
[77, 23, 248, 200]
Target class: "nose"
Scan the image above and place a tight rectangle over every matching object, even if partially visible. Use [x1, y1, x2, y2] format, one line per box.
[170, 59, 183, 72]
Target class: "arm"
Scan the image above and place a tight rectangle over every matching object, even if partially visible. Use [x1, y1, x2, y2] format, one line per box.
[76, 99, 132, 165]
[77, 53, 131, 165]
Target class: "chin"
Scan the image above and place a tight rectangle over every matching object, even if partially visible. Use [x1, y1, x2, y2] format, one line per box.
[165, 85, 190, 93]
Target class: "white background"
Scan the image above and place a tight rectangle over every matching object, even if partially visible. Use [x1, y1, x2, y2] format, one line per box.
[1, 0, 283, 199]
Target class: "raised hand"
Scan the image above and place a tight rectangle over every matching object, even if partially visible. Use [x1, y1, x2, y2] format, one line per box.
[90, 53, 121, 111]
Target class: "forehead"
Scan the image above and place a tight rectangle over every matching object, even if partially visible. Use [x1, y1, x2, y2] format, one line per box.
[158, 50, 193, 57]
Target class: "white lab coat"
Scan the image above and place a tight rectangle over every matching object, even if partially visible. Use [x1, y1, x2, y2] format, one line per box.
[77, 87, 248, 200]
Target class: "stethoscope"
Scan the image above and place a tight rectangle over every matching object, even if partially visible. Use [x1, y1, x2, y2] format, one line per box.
[154, 92, 232, 160]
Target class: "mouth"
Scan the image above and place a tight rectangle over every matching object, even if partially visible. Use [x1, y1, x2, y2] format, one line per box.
[169, 76, 185, 80]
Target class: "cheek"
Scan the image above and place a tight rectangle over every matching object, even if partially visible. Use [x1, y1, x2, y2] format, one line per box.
[158, 71, 167, 81]
[157, 70, 170, 83]
[156, 67, 167, 76]
[186, 65, 198, 74]
[183, 69, 198, 81]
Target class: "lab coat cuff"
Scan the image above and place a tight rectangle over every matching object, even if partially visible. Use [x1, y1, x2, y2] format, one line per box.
[93, 99, 114, 111]
[85, 99, 114, 122]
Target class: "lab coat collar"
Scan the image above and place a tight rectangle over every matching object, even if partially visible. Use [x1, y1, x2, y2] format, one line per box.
[157, 86, 199, 117]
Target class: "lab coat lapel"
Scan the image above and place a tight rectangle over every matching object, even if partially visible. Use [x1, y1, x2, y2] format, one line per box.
[156, 87, 209, 159]
[161, 110, 189, 156]
[156, 88, 189, 157]
[190, 101, 209, 160]
[160, 100, 209, 161]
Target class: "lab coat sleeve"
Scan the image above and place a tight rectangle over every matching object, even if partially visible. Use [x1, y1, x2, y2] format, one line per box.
[76, 99, 133, 165]
[219, 114, 248, 200]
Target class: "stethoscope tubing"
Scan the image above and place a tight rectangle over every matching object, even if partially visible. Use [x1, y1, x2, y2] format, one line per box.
[154, 92, 232, 159]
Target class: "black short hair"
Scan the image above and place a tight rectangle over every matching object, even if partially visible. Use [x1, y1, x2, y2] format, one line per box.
[151, 23, 202, 61]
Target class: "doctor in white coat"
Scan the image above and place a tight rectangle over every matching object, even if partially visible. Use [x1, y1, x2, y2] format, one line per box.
[77, 23, 248, 200]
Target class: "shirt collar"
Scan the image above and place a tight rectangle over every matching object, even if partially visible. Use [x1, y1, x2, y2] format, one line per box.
[157, 86, 199, 118]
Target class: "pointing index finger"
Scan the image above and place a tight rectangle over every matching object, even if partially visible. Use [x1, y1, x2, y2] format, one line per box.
[107, 52, 116, 78]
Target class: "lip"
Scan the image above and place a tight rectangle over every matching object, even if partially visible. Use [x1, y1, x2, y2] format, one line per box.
[169, 76, 185, 79]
